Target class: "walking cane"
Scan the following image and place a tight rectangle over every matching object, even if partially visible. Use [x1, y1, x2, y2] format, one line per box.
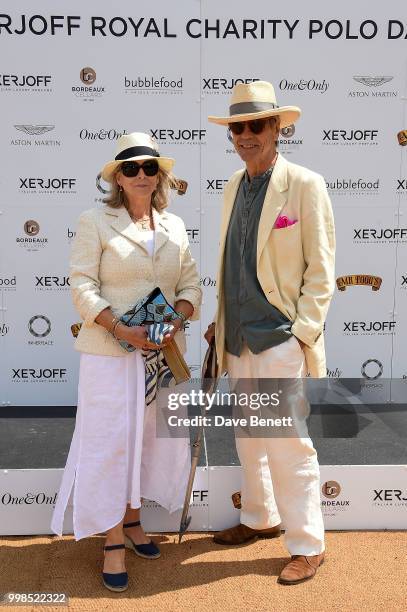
[178, 341, 219, 543]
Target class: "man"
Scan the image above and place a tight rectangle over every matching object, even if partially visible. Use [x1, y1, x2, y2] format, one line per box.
[205, 81, 335, 585]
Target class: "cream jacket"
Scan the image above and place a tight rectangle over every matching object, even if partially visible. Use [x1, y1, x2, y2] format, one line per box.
[215, 153, 336, 378]
[70, 205, 202, 356]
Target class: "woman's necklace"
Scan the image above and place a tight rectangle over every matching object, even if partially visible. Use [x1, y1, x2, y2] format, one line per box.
[128, 208, 153, 231]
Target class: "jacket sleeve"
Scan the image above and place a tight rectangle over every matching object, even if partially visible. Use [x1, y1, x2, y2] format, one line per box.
[174, 220, 202, 321]
[291, 174, 336, 347]
[69, 210, 111, 327]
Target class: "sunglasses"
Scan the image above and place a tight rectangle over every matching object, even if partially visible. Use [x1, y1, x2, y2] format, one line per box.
[228, 118, 273, 136]
[120, 160, 159, 177]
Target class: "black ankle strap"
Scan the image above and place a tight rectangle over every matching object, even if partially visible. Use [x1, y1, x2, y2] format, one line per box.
[104, 543, 125, 551]
[123, 521, 141, 528]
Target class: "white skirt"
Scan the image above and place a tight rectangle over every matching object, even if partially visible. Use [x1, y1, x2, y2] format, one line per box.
[51, 351, 190, 541]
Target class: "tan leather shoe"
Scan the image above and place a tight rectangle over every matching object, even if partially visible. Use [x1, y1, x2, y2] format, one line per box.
[278, 552, 325, 585]
[213, 522, 281, 545]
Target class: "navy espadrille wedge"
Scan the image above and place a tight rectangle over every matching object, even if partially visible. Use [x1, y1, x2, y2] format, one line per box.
[102, 543, 128, 592]
[123, 521, 161, 559]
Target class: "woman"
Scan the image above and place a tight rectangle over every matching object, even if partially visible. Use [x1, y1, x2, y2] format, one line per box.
[51, 132, 202, 592]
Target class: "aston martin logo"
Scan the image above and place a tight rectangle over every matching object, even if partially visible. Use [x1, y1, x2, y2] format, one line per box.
[353, 76, 393, 87]
[14, 125, 55, 136]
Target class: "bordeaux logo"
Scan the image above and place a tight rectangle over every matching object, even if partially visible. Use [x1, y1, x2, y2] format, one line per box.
[279, 78, 329, 94]
[322, 481, 341, 498]
[28, 315, 51, 338]
[202, 77, 259, 92]
[80, 67, 96, 84]
[14, 124, 54, 136]
[323, 129, 378, 144]
[80, 128, 127, 141]
[24, 220, 40, 236]
[361, 359, 383, 380]
[280, 125, 295, 138]
[150, 129, 206, 144]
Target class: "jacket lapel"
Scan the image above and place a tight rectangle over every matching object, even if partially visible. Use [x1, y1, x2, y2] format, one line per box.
[152, 207, 169, 255]
[218, 169, 245, 258]
[256, 153, 288, 266]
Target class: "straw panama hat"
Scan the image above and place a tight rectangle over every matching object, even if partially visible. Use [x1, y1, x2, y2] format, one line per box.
[208, 80, 301, 129]
[101, 132, 175, 182]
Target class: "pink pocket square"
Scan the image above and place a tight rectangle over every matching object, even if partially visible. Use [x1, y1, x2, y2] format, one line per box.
[273, 215, 298, 229]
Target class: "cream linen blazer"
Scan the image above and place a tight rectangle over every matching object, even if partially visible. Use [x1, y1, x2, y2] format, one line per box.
[215, 153, 336, 378]
[70, 204, 202, 356]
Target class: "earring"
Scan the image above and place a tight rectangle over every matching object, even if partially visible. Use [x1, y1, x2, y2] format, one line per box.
[119, 185, 123, 191]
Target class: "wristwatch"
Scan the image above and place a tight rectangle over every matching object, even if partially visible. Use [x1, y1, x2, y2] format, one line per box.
[173, 311, 187, 329]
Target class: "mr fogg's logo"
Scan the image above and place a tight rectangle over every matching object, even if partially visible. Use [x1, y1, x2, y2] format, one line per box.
[125, 75, 183, 95]
[321, 480, 350, 516]
[323, 128, 378, 146]
[28, 315, 53, 346]
[349, 75, 397, 98]
[11, 124, 60, 147]
[336, 275, 382, 292]
[0, 73, 52, 93]
[353, 227, 407, 244]
[343, 321, 396, 336]
[202, 77, 259, 94]
[16, 220, 48, 252]
[12, 368, 67, 383]
[72, 67, 105, 101]
[18, 177, 77, 195]
[150, 128, 206, 146]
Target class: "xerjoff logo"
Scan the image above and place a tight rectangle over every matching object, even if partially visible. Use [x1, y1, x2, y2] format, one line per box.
[279, 78, 329, 94]
[35, 276, 70, 291]
[401, 274, 407, 289]
[205, 178, 228, 194]
[353, 228, 407, 243]
[202, 77, 259, 93]
[396, 179, 407, 196]
[12, 368, 67, 382]
[323, 129, 378, 145]
[19, 177, 77, 194]
[349, 76, 397, 98]
[0, 73, 52, 92]
[125, 76, 183, 95]
[187, 229, 200, 243]
[343, 321, 396, 335]
[150, 129, 206, 145]
[373, 489, 407, 505]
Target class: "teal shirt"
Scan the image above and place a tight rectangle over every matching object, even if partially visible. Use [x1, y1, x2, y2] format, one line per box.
[223, 166, 292, 356]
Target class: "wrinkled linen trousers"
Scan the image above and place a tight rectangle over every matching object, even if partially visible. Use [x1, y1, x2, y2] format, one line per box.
[226, 335, 325, 556]
[51, 351, 190, 541]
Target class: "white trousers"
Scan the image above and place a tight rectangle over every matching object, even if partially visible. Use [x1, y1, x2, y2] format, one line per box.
[51, 352, 190, 541]
[226, 336, 325, 556]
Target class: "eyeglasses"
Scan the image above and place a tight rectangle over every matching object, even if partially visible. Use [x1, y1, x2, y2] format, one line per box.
[228, 118, 273, 136]
[120, 160, 159, 177]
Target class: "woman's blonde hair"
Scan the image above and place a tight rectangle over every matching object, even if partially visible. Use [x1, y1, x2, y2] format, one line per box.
[103, 166, 174, 212]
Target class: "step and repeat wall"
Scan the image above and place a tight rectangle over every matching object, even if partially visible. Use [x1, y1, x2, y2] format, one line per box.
[0, 1, 407, 532]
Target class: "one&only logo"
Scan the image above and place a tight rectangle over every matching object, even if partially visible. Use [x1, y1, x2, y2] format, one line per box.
[202, 77, 259, 95]
[16, 221, 48, 252]
[11, 368, 67, 383]
[34, 275, 70, 292]
[0, 492, 57, 507]
[323, 129, 379, 146]
[18, 177, 77, 196]
[0, 323, 10, 337]
[200, 276, 216, 288]
[336, 275, 382, 292]
[279, 78, 329, 94]
[79, 128, 127, 141]
[150, 128, 206, 146]
[326, 177, 380, 197]
[125, 75, 183, 95]
[321, 480, 351, 516]
[349, 75, 397, 98]
[0, 73, 52, 93]
[343, 321, 396, 336]
[28, 315, 53, 346]
[72, 67, 105, 101]
[11, 124, 61, 147]
[353, 227, 407, 245]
